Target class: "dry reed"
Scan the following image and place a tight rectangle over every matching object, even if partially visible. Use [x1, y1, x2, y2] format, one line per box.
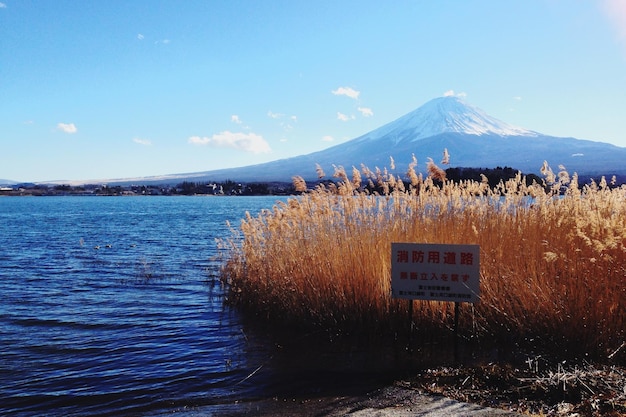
[219, 157, 626, 362]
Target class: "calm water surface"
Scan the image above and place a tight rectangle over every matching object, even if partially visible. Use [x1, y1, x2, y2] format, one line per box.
[0, 196, 290, 416]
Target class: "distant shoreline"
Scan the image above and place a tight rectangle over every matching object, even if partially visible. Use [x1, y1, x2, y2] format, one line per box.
[3, 165, 624, 198]
[0, 181, 295, 197]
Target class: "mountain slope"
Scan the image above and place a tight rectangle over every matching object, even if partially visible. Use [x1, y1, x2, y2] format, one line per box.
[105, 96, 626, 185]
[348, 96, 539, 145]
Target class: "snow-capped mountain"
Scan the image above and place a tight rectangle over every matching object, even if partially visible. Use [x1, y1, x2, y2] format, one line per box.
[356, 96, 538, 144]
[90, 96, 626, 185]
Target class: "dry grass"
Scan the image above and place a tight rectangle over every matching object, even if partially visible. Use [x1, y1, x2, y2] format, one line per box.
[219, 157, 626, 362]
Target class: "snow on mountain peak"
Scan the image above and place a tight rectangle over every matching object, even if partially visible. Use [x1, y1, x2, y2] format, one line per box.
[363, 96, 539, 143]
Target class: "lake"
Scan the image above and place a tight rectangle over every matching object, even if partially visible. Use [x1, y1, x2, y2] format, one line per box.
[1, 195, 427, 417]
[0, 196, 300, 416]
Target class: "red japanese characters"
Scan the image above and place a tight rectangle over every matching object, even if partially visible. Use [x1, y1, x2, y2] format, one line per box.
[391, 243, 480, 303]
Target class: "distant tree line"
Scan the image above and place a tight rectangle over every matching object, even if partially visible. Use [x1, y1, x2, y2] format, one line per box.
[175, 181, 294, 195]
[445, 166, 544, 188]
[2, 167, 623, 197]
[1, 180, 295, 196]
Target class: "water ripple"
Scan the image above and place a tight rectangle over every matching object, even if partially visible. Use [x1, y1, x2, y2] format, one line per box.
[0, 196, 286, 416]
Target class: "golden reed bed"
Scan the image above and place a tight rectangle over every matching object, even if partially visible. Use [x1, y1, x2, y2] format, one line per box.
[220, 156, 625, 362]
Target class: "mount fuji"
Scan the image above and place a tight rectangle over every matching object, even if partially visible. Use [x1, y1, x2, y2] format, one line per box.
[113, 96, 626, 185]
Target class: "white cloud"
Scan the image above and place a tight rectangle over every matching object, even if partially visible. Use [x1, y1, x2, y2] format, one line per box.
[268, 111, 297, 123]
[357, 106, 374, 117]
[322, 135, 334, 142]
[137, 33, 144, 40]
[57, 123, 77, 134]
[268, 111, 297, 131]
[443, 90, 467, 98]
[231, 114, 242, 124]
[513, 96, 522, 101]
[267, 111, 284, 119]
[133, 137, 152, 146]
[188, 131, 271, 153]
[337, 112, 354, 122]
[0, 3, 6, 8]
[332, 86, 360, 100]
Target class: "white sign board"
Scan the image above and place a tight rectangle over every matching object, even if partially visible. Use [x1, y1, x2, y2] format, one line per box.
[391, 243, 480, 303]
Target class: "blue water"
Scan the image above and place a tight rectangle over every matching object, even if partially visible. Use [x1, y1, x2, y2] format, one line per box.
[0, 196, 289, 416]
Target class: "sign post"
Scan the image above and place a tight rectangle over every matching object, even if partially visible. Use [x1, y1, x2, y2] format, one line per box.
[391, 243, 480, 361]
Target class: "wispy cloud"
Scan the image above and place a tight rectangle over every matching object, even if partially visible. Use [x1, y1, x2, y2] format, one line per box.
[443, 90, 467, 98]
[188, 131, 271, 153]
[0, 3, 6, 8]
[332, 86, 360, 100]
[267, 111, 297, 131]
[231, 115, 242, 124]
[133, 137, 152, 146]
[322, 135, 334, 142]
[333, 88, 373, 121]
[57, 123, 77, 134]
[137, 33, 144, 40]
[357, 106, 373, 117]
[513, 96, 522, 101]
[337, 112, 354, 122]
[267, 111, 284, 119]
[268, 111, 297, 120]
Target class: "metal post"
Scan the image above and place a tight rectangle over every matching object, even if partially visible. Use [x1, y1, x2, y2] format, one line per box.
[453, 301, 460, 363]
[407, 299, 414, 353]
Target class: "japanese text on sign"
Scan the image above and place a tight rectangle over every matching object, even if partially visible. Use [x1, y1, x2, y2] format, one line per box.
[391, 243, 480, 303]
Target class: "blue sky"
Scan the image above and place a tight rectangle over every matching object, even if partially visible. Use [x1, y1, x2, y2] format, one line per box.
[1, 0, 626, 182]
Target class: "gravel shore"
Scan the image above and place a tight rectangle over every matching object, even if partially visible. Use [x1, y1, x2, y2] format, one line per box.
[155, 362, 625, 417]
[159, 385, 524, 416]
